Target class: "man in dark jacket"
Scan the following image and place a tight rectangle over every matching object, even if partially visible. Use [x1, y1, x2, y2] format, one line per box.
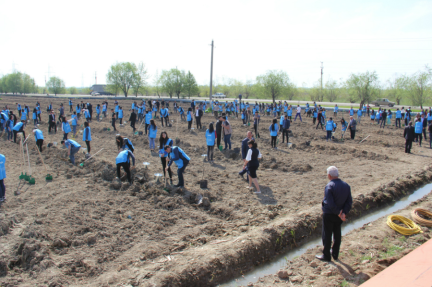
[421, 114, 428, 140]
[88, 103, 93, 121]
[347, 116, 357, 139]
[129, 110, 137, 132]
[316, 166, 352, 262]
[195, 106, 203, 129]
[191, 100, 195, 111]
[238, 131, 254, 181]
[404, 121, 415, 153]
[282, 114, 291, 143]
[48, 111, 57, 133]
[215, 114, 224, 148]
[380, 109, 387, 128]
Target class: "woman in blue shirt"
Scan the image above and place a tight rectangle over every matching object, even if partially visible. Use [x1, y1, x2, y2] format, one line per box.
[187, 108, 193, 130]
[205, 123, 216, 163]
[148, 119, 157, 152]
[32, 108, 38, 126]
[159, 131, 174, 184]
[269, 118, 279, 149]
[62, 117, 72, 140]
[82, 121, 92, 154]
[76, 104, 81, 119]
[414, 118, 423, 147]
[33, 128, 44, 152]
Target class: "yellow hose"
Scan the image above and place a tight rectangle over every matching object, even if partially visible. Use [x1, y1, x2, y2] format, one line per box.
[386, 215, 423, 236]
[411, 208, 432, 227]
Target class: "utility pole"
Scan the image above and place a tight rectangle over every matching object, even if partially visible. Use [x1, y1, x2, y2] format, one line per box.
[209, 40, 214, 101]
[320, 62, 323, 101]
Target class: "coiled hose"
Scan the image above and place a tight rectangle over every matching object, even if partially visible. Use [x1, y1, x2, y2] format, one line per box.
[387, 215, 423, 236]
[411, 208, 432, 227]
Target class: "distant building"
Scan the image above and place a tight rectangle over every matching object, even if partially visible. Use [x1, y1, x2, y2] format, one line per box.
[90, 84, 113, 95]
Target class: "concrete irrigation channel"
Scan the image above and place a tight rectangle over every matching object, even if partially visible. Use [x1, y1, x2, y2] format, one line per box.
[220, 183, 432, 287]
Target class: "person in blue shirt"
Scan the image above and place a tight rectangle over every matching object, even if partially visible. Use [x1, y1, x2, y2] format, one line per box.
[349, 107, 354, 117]
[427, 110, 432, 126]
[287, 106, 293, 120]
[0, 153, 6, 202]
[178, 106, 185, 121]
[187, 108, 193, 130]
[0, 111, 9, 132]
[325, 117, 335, 141]
[144, 109, 152, 135]
[165, 145, 190, 188]
[269, 118, 279, 149]
[62, 117, 72, 140]
[205, 123, 216, 163]
[17, 103, 22, 117]
[395, 108, 402, 128]
[82, 121, 92, 154]
[102, 103, 107, 118]
[281, 115, 291, 143]
[96, 104, 101, 121]
[6, 117, 14, 141]
[116, 149, 136, 184]
[159, 131, 174, 184]
[160, 105, 170, 127]
[118, 107, 124, 125]
[61, 139, 81, 165]
[148, 119, 157, 152]
[13, 120, 26, 143]
[414, 118, 423, 147]
[357, 108, 362, 124]
[33, 128, 44, 152]
[69, 99, 73, 112]
[84, 109, 91, 123]
[32, 107, 38, 126]
[334, 105, 338, 117]
[76, 104, 81, 119]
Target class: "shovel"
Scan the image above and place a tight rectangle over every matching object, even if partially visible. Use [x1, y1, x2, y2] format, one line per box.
[200, 155, 208, 188]
[79, 148, 104, 167]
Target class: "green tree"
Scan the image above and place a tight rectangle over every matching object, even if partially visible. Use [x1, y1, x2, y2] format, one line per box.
[6, 72, 23, 94]
[183, 71, 199, 99]
[160, 68, 185, 99]
[386, 75, 409, 105]
[69, 87, 78, 95]
[243, 80, 255, 99]
[131, 62, 149, 97]
[286, 83, 299, 100]
[256, 70, 290, 104]
[153, 70, 162, 98]
[46, 76, 66, 96]
[106, 62, 138, 97]
[407, 67, 432, 108]
[345, 71, 380, 107]
[21, 73, 36, 94]
[325, 79, 339, 102]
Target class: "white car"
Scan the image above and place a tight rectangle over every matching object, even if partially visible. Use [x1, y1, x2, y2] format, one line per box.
[212, 93, 226, 99]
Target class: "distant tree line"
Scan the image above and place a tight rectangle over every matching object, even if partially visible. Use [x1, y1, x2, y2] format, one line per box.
[1, 63, 431, 107]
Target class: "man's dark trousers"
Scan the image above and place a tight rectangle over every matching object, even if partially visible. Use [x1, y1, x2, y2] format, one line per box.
[216, 132, 221, 148]
[282, 129, 289, 143]
[177, 160, 189, 187]
[405, 139, 413, 153]
[350, 129, 356, 139]
[322, 213, 343, 260]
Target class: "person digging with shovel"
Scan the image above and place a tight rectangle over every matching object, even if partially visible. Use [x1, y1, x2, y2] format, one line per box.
[159, 131, 173, 185]
[61, 139, 81, 165]
[165, 145, 190, 188]
[115, 149, 135, 184]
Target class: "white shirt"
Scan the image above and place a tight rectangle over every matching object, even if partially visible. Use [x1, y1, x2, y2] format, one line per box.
[246, 149, 262, 161]
[196, 109, 199, 116]
[296, 106, 301, 113]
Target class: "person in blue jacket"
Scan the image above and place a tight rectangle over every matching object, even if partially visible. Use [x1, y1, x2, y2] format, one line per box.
[205, 123, 216, 163]
[82, 121, 91, 154]
[357, 108, 362, 124]
[33, 128, 44, 152]
[349, 107, 354, 117]
[160, 105, 169, 127]
[395, 108, 402, 128]
[84, 109, 91, 122]
[116, 149, 136, 184]
[414, 118, 423, 147]
[96, 104, 101, 121]
[61, 139, 81, 165]
[0, 153, 6, 202]
[178, 106, 185, 121]
[159, 131, 174, 184]
[13, 120, 26, 143]
[187, 107, 193, 130]
[32, 107, 38, 126]
[76, 104, 81, 119]
[148, 119, 157, 152]
[165, 145, 190, 188]
[313, 108, 318, 125]
[334, 105, 339, 117]
[0, 111, 9, 132]
[269, 118, 279, 149]
[241, 109, 247, 125]
[6, 117, 14, 141]
[116, 135, 135, 153]
[62, 117, 72, 140]
[145, 109, 153, 135]
[325, 117, 335, 141]
[115, 103, 119, 119]
[118, 106, 124, 125]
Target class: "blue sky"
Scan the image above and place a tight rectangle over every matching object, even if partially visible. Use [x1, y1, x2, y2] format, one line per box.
[0, 0, 431, 88]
